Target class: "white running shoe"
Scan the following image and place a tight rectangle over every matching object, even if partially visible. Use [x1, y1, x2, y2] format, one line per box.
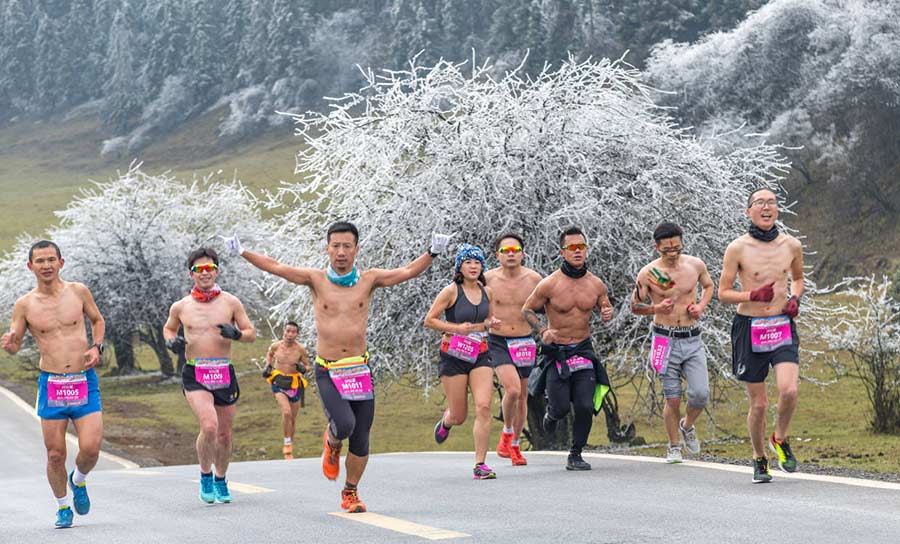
[679, 418, 700, 454]
[666, 445, 683, 464]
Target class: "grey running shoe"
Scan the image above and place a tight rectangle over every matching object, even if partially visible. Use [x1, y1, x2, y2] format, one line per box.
[679, 418, 700, 454]
[666, 445, 683, 464]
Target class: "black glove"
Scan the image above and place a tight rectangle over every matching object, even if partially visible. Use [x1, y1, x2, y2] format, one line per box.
[262, 365, 273, 379]
[296, 363, 308, 374]
[217, 324, 242, 340]
[166, 336, 186, 354]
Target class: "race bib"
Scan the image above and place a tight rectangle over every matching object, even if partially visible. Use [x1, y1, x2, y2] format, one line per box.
[447, 333, 484, 363]
[194, 358, 231, 390]
[649, 334, 671, 374]
[506, 338, 537, 368]
[329, 364, 374, 401]
[557, 355, 593, 373]
[750, 316, 792, 353]
[47, 374, 88, 407]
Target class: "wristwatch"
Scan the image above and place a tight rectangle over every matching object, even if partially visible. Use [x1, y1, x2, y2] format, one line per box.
[92, 342, 105, 355]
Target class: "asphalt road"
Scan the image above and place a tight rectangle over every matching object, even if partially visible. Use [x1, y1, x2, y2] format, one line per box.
[3, 385, 900, 543]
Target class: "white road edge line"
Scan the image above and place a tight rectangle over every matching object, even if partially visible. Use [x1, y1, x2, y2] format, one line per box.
[329, 512, 470, 540]
[381, 451, 900, 491]
[0, 384, 139, 470]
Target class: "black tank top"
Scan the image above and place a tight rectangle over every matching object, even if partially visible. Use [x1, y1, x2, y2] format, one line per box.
[444, 283, 489, 324]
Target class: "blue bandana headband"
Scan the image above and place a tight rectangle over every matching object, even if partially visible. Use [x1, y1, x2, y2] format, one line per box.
[326, 265, 360, 287]
[454, 244, 486, 273]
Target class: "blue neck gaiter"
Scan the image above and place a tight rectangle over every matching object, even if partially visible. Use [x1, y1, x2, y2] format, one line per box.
[326, 265, 359, 287]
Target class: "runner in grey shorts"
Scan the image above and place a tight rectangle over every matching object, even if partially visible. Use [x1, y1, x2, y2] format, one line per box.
[632, 222, 714, 463]
[657, 331, 709, 410]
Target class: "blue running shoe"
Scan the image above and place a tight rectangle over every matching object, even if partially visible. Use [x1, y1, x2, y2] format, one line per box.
[55, 506, 73, 528]
[68, 471, 90, 515]
[214, 478, 232, 503]
[199, 473, 215, 503]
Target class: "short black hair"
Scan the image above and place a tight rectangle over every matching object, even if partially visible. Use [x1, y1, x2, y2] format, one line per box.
[327, 221, 359, 244]
[28, 240, 61, 262]
[285, 321, 299, 330]
[559, 226, 586, 248]
[653, 222, 683, 243]
[494, 232, 524, 251]
[747, 187, 776, 208]
[187, 247, 219, 269]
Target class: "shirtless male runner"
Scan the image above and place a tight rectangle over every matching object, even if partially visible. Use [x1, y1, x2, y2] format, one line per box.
[1, 240, 106, 528]
[522, 227, 614, 471]
[164, 248, 256, 503]
[263, 321, 310, 459]
[222, 222, 451, 512]
[484, 233, 542, 466]
[719, 188, 803, 483]
[632, 222, 713, 463]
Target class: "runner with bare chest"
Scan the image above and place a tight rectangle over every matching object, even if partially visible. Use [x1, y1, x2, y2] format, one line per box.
[1, 241, 106, 528]
[522, 227, 615, 471]
[262, 322, 310, 458]
[484, 233, 542, 466]
[719, 188, 804, 483]
[224, 222, 451, 513]
[164, 248, 256, 504]
[632, 223, 713, 463]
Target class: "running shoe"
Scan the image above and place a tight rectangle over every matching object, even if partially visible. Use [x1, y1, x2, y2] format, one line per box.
[473, 463, 497, 480]
[55, 506, 73, 528]
[679, 418, 700, 455]
[214, 478, 232, 503]
[341, 487, 367, 513]
[496, 431, 513, 458]
[199, 473, 215, 503]
[666, 445, 683, 464]
[68, 471, 90, 515]
[510, 445, 527, 466]
[566, 453, 591, 471]
[752, 456, 773, 483]
[768, 433, 798, 473]
[283, 443, 294, 460]
[542, 412, 558, 434]
[322, 427, 341, 480]
[433, 410, 451, 444]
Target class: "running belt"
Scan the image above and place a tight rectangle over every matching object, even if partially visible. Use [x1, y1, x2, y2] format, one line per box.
[652, 324, 701, 338]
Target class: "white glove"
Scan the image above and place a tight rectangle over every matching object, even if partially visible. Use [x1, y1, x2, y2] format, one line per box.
[219, 234, 245, 256]
[430, 232, 452, 255]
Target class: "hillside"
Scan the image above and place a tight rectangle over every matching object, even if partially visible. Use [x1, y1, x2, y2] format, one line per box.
[1, 110, 896, 282]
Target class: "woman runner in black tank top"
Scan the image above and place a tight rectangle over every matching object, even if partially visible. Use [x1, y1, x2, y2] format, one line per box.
[424, 244, 501, 480]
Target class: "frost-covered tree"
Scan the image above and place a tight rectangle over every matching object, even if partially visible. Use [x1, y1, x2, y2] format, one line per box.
[0, 166, 277, 376]
[269, 56, 808, 427]
[102, 5, 143, 132]
[820, 277, 900, 434]
[645, 0, 900, 217]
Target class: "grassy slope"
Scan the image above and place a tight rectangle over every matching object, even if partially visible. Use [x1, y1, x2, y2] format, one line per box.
[0, 114, 897, 473]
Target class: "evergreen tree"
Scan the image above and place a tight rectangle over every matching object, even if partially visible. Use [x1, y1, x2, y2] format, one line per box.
[266, 0, 312, 81]
[102, 6, 143, 132]
[142, 0, 188, 97]
[186, 0, 223, 98]
[238, 0, 270, 85]
[0, 0, 36, 112]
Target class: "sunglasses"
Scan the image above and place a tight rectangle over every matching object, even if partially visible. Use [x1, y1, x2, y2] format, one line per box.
[658, 246, 683, 254]
[498, 245, 523, 254]
[191, 263, 219, 273]
[560, 243, 587, 252]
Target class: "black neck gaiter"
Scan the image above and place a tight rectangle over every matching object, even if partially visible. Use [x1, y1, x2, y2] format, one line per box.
[749, 224, 779, 242]
[561, 260, 588, 278]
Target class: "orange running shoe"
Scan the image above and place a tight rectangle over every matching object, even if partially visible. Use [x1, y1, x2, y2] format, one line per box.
[496, 431, 513, 458]
[321, 427, 341, 480]
[341, 487, 367, 513]
[510, 445, 527, 466]
[283, 443, 294, 460]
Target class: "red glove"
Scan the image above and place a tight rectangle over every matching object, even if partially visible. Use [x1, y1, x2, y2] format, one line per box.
[783, 296, 800, 319]
[749, 282, 775, 302]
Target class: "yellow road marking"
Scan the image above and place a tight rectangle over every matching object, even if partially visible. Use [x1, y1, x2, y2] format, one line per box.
[191, 480, 274, 494]
[330, 512, 469, 540]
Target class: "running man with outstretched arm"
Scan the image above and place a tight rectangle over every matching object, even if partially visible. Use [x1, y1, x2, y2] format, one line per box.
[222, 222, 450, 512]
